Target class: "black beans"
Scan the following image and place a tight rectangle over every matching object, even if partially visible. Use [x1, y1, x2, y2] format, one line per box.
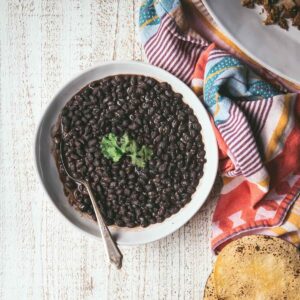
[52, 75, 206, 228]
[88, 139, 97, 147]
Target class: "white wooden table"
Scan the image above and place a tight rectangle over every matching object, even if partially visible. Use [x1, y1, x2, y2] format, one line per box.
[0, 1, 217, 299]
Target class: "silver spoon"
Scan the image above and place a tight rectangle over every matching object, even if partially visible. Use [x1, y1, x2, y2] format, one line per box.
[60, 141, 123, 269]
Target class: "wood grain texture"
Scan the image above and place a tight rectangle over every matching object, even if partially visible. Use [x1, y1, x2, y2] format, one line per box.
[0, 1, 217, 299]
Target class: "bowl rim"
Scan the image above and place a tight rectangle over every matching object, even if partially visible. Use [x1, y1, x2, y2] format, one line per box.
[34, 60, 219, 245]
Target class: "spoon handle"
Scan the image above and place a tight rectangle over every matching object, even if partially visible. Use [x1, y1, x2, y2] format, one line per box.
[85, 183, 123, 269]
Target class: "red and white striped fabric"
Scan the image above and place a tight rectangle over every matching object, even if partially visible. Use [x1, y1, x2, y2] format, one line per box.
[144, 16, 208, 85]
[191, 43, 300, 250]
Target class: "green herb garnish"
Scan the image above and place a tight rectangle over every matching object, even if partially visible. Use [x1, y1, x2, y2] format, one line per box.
[130, 145, 153, 168]
[101, 133, 123, 162]
[100, 133, 153, 168]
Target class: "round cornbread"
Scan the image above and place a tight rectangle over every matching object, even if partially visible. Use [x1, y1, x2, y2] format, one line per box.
[214, 235, 300, 300]
[203, 272, 218, 300]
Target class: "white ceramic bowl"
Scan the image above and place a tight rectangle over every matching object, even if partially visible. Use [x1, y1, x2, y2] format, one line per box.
[34, 61, 218, 245]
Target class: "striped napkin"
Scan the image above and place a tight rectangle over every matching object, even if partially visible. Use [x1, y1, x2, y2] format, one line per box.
[139, 0, 300, 252]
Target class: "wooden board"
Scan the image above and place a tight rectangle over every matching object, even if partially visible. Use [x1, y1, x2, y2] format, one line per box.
[0, 0, 218, 299]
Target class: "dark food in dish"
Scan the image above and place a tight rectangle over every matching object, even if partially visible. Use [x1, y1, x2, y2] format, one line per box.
[52, 75, 206, 228]
[241, 0, 300, 30]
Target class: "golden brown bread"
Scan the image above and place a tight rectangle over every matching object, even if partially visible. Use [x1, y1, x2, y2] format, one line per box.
[213, 235, 300, 300]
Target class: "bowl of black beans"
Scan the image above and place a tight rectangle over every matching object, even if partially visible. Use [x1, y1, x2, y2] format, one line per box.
[35, 61, 218, 245]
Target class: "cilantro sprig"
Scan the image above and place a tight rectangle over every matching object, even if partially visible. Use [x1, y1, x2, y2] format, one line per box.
[100, 133, 153, 168]
[100, 133, 123, 163]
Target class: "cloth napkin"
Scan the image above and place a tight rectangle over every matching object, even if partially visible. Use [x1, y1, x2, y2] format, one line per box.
[139, 0, 300, 252]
